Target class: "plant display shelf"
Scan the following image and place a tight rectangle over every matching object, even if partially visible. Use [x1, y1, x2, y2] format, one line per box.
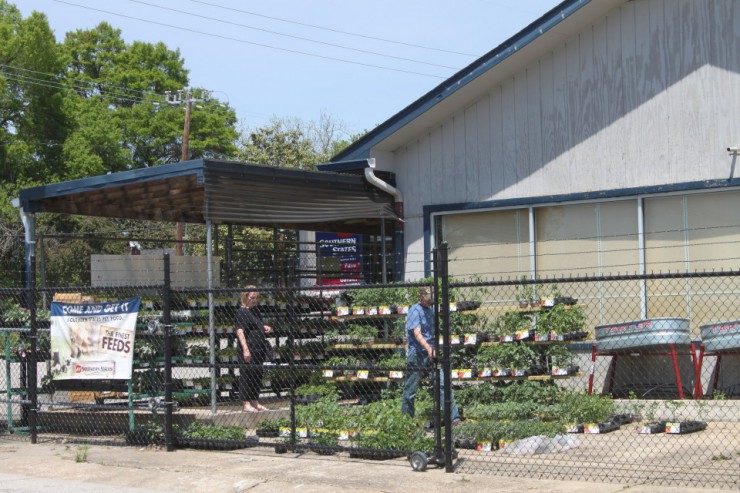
[479, 337, 586, 347]
[328, 343, 404, 350]
[324, 375, 394, 383]
[451, 373, 583, 383]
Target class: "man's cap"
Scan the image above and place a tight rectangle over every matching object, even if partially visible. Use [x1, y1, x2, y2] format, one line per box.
[419, 287, 432, 297]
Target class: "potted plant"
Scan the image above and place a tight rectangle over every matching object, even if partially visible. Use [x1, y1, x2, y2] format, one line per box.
[256, 417, 291, 437]
[546, 344, 578, 375]
[496, 343, 536, 376]
[177, 421, 250, 450]
[295, 382, 338, 404]
[537, 303, 586, 340]
[557, 391, 616, 433]
[310, 431, 340, 455]
[492, 311, 529, 341]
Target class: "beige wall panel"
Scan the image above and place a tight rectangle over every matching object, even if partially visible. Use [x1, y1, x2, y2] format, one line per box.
[644, 195, 686, 272]
[599, 200, 639, 274]
[536, 204, 598, 276]
[687, 191, 740, 271]
[444, 210, 530, 281]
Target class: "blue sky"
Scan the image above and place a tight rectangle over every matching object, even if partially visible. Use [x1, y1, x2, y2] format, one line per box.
[17, 0, 562, 137]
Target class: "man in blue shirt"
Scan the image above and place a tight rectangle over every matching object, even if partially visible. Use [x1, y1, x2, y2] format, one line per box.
[401, 287, 462, 425]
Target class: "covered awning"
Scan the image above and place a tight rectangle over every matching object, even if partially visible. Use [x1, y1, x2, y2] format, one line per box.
[17, 159, 397, 234]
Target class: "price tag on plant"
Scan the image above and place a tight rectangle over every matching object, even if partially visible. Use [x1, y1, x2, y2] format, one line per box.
[449, 302, 457, 312]
[379, 306, 391, 315]
[336, 306, 350, 316]
[451, 335, 461, 345]
[478, 368, 492, 377]
[323, 370, 334, 378]
[389, 370, 404, 379]
[476, 441, 492, 452]
[666, 422, 680, 434]
[357, 370, 369, 379]
[464, 333, 477, 345]
[585, 423, 600, 434]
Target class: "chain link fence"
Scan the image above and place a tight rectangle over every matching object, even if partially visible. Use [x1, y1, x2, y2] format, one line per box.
[1, 244, 738, 489]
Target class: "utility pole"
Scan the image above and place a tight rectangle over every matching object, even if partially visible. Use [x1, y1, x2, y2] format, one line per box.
[166, 90, 210, 255]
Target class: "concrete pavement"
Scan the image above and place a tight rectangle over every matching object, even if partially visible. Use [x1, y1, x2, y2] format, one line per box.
[0, 438, 729, 493]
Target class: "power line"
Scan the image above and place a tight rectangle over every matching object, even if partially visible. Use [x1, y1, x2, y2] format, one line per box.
[0, 63, 161, 101]
[129, 0, 460, 71]
[0, 66, 161, 106]
[52, 0, 447, 79]
[187, 0, 479, 58]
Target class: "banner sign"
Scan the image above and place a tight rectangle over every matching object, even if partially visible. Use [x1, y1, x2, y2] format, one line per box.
[50, 297, 141, 380]
[316, 232, 362, 285]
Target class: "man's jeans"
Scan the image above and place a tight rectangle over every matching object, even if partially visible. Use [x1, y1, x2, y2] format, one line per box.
[401, 352, 461, 423]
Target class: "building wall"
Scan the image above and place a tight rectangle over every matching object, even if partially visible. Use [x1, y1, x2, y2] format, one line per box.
[384, 0, 739, 278]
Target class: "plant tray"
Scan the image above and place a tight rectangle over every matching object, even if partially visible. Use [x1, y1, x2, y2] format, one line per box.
[665, 421, 707, 434]
[348, 449, 407, 461]
[296, 394, 321, 405]
[566, 424, 584, 433]
[256, 429, 279, 438]
[636, 422, 666, 434]
[177, 437, 257, 450]
[610, 413, 639, 426]
[309, 445, 338, 456]
[584, 421, 620, 434]
[454, 437, 477, 450]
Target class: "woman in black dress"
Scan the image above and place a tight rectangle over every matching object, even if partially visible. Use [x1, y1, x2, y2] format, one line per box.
[235, 286, 272, 412]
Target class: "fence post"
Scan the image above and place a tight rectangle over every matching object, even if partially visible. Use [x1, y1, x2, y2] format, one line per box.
[437, 242, 453, 472]
[162, 253, 174, 451]
[287, 287, 297, 452]
[28, 254, 38, 444]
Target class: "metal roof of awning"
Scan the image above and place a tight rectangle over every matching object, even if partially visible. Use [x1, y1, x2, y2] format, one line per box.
[17, 159, 397, 233]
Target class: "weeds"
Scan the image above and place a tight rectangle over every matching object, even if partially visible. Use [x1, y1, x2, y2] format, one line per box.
[75, 445, 89, 463]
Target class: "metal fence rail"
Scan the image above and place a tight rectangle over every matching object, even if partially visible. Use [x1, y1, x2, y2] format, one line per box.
[1, 250, 738, 489]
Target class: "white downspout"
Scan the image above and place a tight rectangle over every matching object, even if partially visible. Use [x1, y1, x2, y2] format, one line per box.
[363, 158, 404, 280]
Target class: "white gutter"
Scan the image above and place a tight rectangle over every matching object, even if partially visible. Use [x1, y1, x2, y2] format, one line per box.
[363, 158, 404, 227]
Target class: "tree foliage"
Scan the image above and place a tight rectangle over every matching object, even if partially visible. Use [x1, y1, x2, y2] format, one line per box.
[0, 2, 363, 287]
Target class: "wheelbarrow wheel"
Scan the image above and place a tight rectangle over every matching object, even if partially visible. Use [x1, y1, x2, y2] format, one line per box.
[409, 451, 428, 471]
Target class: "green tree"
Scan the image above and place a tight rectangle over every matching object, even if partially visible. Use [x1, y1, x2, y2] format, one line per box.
[236, 112, 359, 169]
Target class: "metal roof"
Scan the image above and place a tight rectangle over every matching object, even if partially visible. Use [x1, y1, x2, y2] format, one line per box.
[18, 159, 397, 233]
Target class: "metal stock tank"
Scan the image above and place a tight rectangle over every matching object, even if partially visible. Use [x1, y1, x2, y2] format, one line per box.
[699, 320, 740, 352]
[595, 318, 692, 352]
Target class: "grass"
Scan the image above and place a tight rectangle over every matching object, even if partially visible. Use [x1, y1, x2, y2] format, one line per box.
[75, 445, 89, 463]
